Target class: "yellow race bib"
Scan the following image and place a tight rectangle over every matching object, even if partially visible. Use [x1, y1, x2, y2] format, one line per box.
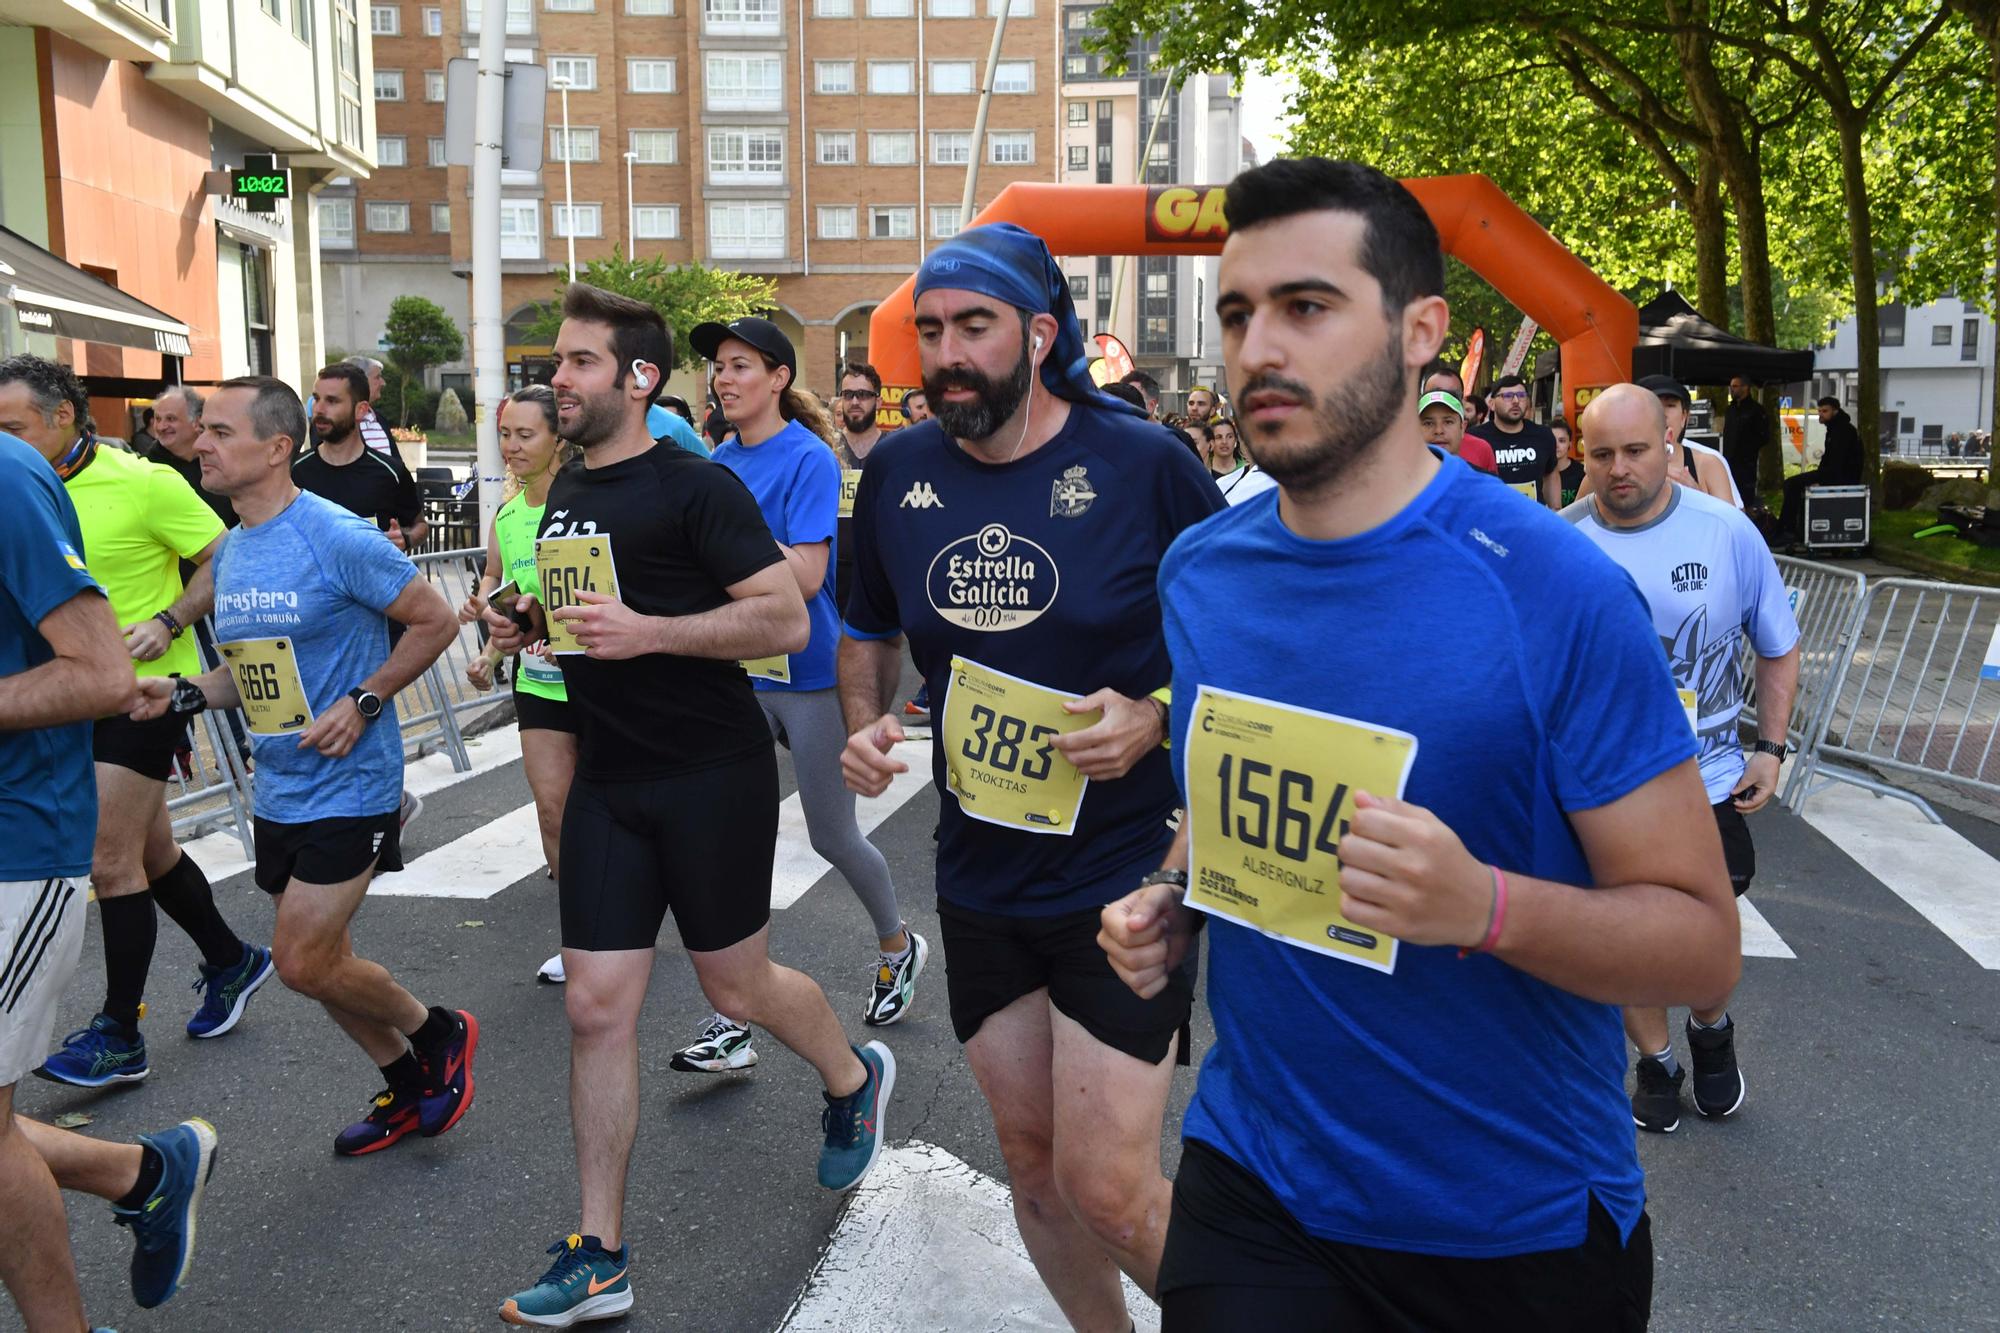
[1509, 480, 1540, 500]
[742, 654, 791, 683]
[536, 534, 621, 656]
[1677, 688, 1699, 735]
[942, 656, 1095, 834]
[1184, 685, 1419, 973]
[838, 469, 862, 519]
[218, 637, 313, 737]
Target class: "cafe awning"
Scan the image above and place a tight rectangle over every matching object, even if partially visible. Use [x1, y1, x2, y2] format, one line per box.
[0, 225, 193, 359]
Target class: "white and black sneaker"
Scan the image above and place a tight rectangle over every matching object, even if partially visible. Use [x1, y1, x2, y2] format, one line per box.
[863, 930, 928, 1027]
[1687, 1017, 1746, 1118]
[669, 1013, 757, 1073]
[536, 952, 565, 985]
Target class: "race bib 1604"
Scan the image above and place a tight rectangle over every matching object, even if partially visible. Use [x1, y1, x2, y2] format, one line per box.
[536, 534, 621, 656]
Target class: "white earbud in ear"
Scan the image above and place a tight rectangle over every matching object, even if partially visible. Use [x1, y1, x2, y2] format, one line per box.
[1033, 334, 1045, 355]
[631, 360, 651, 391]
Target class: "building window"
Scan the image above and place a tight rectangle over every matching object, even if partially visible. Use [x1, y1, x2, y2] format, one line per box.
[706, 53, 782, 110]
[377, 135, 408, 166]
[816, 0, 853, 11]
[629, 128, 679, 163]
[374, 69, 404, 101]
[930, 205, 961, 238]
[422, 5, 441, 32]
[988, 130, 1032, 164]
[366, 202, 411, 233]
[930, 131, 969, 164]
[1066, 5, 1088, 25]
[707, 127, 786, 183]
[868, 61, 914, 95]
[1066, 145, 1087, 172]
[815, 60, 855, 94]
[634, 205, 680, 238]
[930, 60, 974, 94]
[869, 131, 915, 165]
[816, 131, 856, 164]
[549, 55, 597, 90]
[1965, 318, 1982, 361]
[292, 0, 312, 39]
[1144, 272, 1168, 296]
[987, 0, 1030, 11]
[550, 127, 601, 162]
[431, 203, 451, 232]
[1933, 324, 1954, 346]
[818, 205, 857, 238]
[464, 0, 532, 32]
[498, 201, 541, 258]
[1064, 55, 1087, 76]
[260, 0, 281, 19]
[627, 59, 677, 93]
[709, 202, 785, 259]
[703, 0, 780, 33]
[333, 0, 362, 146]
[427, 136, 448, 166]
[868, 0, 913, 13]
[1068, 275, 1088, 301]
[930, 0, 972, 13]
[1096, 99, 1112, 117]
[424, 69, 446, 100]
[626, 0, 672, 11]
[552, 203, 603, 237]
[318, 198, 355, 247]
[370, 3, 400, 33]
[993, 59, 1033, 93]
[1879, 302, 1906, 348]
[546, 0, 593, 9]
[870, 206, 915, 239]
[1067, 100, 1088, 125]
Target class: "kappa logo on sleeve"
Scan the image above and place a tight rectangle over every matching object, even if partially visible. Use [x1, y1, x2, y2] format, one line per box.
[900, 481, 945, 510]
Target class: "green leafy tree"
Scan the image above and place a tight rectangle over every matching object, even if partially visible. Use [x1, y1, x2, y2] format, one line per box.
[523, 257, 779, 371]
[382, 296, 466, 426]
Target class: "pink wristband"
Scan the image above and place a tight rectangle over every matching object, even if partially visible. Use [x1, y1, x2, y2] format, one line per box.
[1459, 866, 1508, 958]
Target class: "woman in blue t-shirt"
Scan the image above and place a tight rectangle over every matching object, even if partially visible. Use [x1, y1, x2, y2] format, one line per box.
[685, 317, 927, 1072]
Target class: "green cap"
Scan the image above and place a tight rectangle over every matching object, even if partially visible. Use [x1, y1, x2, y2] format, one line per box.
[1418, 390, 1464, 419]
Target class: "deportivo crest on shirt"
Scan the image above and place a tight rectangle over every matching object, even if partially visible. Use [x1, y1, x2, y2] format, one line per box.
[1050, 464, 1096, 518]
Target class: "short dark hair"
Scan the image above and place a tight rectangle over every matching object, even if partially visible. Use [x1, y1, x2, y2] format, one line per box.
[1120, 370, 1161, 400]
[1493, 373, 1527, 392]
[220, 375, 309, 449]
[902, 387, 927, 407]
[1817, 395, 1842, 410]
[562, 283, 672, 404]
[1466, 393, 1487, 414]
[314, 362, 371, 404]
[1224, 157, 1445, 317]
[0, 353, 93, 435]
[1100, 381, 1147, 411]
[840, 362, 882, 393]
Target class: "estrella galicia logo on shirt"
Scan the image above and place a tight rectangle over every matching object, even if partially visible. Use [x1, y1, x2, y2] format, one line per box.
[1050, 464, 1096, 518]
[926, 523, 1059, 630]
[1669, 560, 1709, 593]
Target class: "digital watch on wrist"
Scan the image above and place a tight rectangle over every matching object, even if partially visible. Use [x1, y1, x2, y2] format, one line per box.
[347, 687, 384, 721]
[168, 677, 208, 717]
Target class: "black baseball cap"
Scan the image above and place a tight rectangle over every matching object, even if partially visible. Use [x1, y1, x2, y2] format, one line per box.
[690, 317, 796, 380]
[1635, 374, 1691, 407]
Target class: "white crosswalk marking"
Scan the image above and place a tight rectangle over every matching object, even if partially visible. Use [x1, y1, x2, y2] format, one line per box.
[778, 1139, 1157, 1332]
[772, 741, 935, 909]
[1802, 784, 2000, 969]
[371, 801, 549, 899]
[1738, 898, 1795, 959]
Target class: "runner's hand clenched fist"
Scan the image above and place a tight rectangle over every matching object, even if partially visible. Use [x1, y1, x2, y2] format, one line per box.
[1336, 791, 1495, 950]
[842, 714, 908, 797]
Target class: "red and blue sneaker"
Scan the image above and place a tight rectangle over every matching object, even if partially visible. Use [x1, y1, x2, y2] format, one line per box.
[333, 1086, 420, 1157]
[415, 1008, 479, 1138]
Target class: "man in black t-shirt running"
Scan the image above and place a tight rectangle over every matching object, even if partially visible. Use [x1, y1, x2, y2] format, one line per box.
[1468, 373, 1559, 506]
[485, 283, 893, 1330]
[295, 364, 428, 552]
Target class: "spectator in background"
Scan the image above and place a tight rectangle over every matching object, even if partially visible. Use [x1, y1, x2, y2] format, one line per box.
[344, 354, 400, 457]
[1417, 389, 1496, 475]
[1777, 397, 1863, 544]
[645, 389, 713, 459]
[147, 386, 236, 528]
[1721, 375, 1769, 508]
[703, 407, 735, 450]
[132, 405, 159, 455]
[1120, 370, 1164, 420]
[902, 388, 932, 423]
[1554, 416, 1585, 507]
[298, 363, 427, 552]
[1422, 366, 1465, 400]
[1637, 375, 1740, 509]
[1464, 392, 1488, 429]
[835, 362, 887, 468]
[657, 394, 695, 424]
[1467, 373, 1557, 504]
[1101, 381, 1149, 414]
[1185, 385, 1218, 426]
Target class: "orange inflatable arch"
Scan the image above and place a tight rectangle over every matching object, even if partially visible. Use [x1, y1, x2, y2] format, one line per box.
[867, 176, 1637, 426]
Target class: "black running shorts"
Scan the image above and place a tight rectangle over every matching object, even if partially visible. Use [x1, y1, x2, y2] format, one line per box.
[253, 810, 403, 894]
[92, 710, 189, 782]
[1158, 1138, 1653, 1333]
[512, 682, 575, 734]
[937, 897, 1194, 1066]
[559, 749, 777, 953]
[1714, 799, 1755, 896]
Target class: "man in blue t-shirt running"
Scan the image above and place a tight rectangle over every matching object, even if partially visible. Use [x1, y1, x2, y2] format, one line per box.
[130, 377, 479, 1163]
[840, 221, 1223, 1326]
[1099, 158, 1743, 1331]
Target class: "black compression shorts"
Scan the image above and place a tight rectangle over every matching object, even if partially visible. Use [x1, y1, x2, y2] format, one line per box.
[512, 681, 575, 734]
[1713, 799, 1755, 896]
[93, 710, 190, 782]
[559, 750, 778, 953]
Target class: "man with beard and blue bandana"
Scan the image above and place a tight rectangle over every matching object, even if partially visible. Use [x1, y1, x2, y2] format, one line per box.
[1565, 382, 1800, 1135]
[838, 221, 1222, 1327]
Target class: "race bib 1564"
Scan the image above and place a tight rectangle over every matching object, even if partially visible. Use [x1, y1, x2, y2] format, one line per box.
[1183, 685, 1418, 973]
[536, 534, 621, 656]
[219, 637, 313, 736]
[942, 656, 1096, 835]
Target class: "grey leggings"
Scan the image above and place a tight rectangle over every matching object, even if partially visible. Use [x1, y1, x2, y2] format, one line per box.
[760, 686, 903, 941]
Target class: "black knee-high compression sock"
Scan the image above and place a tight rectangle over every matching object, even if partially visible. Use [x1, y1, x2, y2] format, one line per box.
[149, 852, 244, 969]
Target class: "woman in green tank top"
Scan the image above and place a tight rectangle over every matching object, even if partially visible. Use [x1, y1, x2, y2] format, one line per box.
[457, 386, 576, 983]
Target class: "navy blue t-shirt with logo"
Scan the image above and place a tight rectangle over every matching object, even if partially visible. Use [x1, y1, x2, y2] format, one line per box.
[844, 400, 1224, 917]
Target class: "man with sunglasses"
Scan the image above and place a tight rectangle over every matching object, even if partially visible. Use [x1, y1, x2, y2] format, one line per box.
[834, 363, 886, 469]
[1469, 373, 1560, 507]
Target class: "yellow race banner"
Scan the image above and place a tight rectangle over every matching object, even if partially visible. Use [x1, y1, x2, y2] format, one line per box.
[1183, 685, 1419, 973]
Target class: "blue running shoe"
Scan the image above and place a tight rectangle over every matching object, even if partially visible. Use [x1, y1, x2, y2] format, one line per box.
[113, 1118, 218, 1309]
[818, 1041, 894, 1192]
[500, 1234, 633, 1327]
[34, 1014, 149, 1088]
[186, 944, 275, 1039]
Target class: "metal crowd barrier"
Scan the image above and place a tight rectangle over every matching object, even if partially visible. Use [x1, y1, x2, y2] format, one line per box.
[1738, 555, 1870, 803]
[1789, 578, 2000, 821]
[409, 545, 511, 744]
[164, 631, 257, 858]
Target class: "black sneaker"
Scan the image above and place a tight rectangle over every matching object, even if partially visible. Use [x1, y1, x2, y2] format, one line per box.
[1687, 1018, 1746, 1118]
[1631, 1056, 1685, 1133]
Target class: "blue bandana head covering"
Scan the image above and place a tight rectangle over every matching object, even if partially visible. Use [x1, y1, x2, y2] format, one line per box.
[912, 222, 1145, 418]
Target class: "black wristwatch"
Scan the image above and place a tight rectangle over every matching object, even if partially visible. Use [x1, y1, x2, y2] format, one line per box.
[1140, 868, 1190, 891]
[347, 687, 383, 720]
[1751, 739, 1791, 762]
[167, 677, 208, 716]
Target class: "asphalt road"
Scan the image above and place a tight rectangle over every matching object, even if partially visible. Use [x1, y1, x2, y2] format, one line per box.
[13, 726, 2000, 1333]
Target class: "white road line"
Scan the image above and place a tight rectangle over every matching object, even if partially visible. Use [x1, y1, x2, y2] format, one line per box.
[372, 802, 550, 899]
[771, 741, 936, 910]
[778, 1139, 1156, 1333]
[1738, 897, 1795, 960]
[1803, 783, 2000, 969]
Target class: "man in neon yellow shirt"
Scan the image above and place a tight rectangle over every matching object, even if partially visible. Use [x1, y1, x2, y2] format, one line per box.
[0, 356, 273, 1091]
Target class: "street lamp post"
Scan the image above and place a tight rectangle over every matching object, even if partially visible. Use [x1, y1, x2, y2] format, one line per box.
[554, 76, 577, 282]
[623, 151, 638, 261]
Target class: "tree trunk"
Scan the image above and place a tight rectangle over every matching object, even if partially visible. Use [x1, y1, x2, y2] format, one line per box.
[1690, 151, 1731, 328]
[1834, 114, 1884, 492]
